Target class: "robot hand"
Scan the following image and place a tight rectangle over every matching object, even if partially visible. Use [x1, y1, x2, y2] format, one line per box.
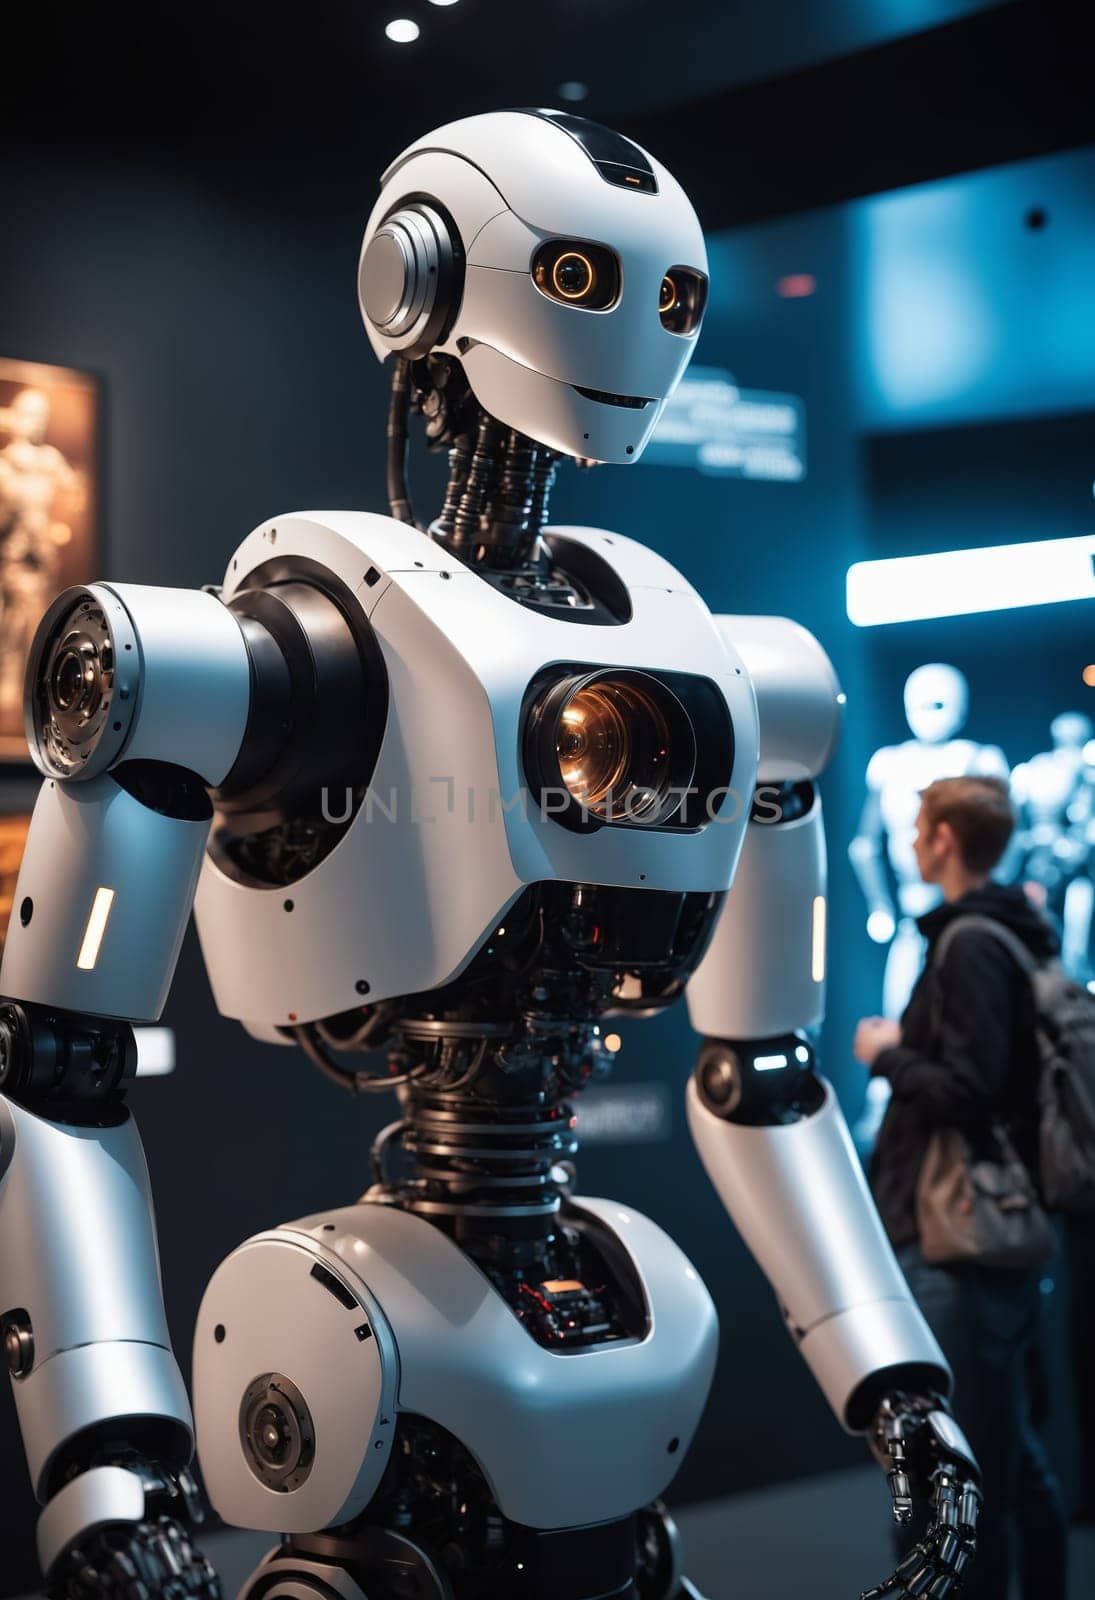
[40, 1464, 221, 1600]
[860, 1393, 981, 1599]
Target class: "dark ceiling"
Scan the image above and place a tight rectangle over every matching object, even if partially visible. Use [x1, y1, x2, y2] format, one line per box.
[5, 0, 1091, 228]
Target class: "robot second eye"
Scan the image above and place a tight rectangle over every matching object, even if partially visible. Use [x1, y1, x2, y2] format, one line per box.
[532, 239, 621, 310]
[659, 266, 708, 335]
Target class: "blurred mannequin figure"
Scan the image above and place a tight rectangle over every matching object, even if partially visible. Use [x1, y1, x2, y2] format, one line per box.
[1011, 713, 1095, 981]
[849, 664, 1009, 1148]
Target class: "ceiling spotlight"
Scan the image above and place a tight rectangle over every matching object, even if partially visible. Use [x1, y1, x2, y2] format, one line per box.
[428, 0, 461, 5]
[385, 18, 420, 42]
[558, 81, 589, 102]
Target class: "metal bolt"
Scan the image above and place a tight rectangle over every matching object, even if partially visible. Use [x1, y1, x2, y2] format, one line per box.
[3, 1320, 34, 1378]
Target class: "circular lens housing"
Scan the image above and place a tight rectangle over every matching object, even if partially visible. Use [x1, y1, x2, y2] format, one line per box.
[239, 1372, 315, 1493]
[553, 251, 595, 300]
[25, 586, 138, 779]
[659, 275, 678, 314]
[532, 239, 621, 311]
[526, 668, 697, 829]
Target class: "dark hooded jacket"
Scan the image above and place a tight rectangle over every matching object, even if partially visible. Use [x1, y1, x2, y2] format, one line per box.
[869, 882, 1059, 1249]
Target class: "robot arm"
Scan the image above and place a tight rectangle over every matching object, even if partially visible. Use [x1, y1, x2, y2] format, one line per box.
[850, 785, 898, 944]
[0, 581, 252, 1594]
[685, 617, 981, 1596]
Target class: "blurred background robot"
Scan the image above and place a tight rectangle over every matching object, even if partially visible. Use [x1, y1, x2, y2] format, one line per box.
[849, 663, 1009, 1148]
[1011, 711, 1095, 982]
[0, 113, 980, 1600]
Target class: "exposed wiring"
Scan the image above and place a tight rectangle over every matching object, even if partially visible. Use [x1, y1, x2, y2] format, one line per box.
[293, 1023, 419, 1095]
[386, 357, 417, 527]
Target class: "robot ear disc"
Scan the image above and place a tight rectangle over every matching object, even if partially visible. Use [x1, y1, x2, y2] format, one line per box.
[359, 202, 464, 360]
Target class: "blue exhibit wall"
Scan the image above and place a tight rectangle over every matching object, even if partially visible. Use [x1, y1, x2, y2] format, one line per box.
[1, 134, 1094, 1585]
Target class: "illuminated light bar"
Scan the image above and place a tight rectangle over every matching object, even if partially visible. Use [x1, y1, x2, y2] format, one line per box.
[134, 1027, 176, 1077]
[847, 534, 1095, 627]
[77, 886, 116, 970]
[811, 895, 827, 983]
[754, 1053, 788, 1072]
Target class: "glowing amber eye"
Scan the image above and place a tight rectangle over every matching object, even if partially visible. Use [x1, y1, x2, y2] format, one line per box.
[532, 240, 620, 310]
[552, 251, 596, 301]
[659, 265, 709, 334]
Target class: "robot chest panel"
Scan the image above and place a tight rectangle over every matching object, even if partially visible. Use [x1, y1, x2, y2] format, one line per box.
[196, 514, 757, 1027]
[880, 741, 987, 834]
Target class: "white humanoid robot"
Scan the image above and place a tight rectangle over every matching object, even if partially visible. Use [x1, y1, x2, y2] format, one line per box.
[1011, 712, 1095, 980]
[849, 664, 1009, 1148]
[0, 112, 980, 1600]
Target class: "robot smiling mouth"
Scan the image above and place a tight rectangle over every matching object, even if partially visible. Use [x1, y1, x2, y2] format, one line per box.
[573, 385, 652, 410]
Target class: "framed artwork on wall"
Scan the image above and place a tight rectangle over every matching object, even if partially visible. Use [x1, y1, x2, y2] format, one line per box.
[0, 812, 31, 951]
[0, 357, 100, 760]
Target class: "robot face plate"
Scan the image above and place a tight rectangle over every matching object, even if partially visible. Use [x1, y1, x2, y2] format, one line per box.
[194, 512, 758, 1032]
[358, 111, 709, 465]
[903, 663, 968, 745]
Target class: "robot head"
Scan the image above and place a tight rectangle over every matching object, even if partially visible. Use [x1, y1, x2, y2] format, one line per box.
[1051, 711, 1093, 750]
[8, 388, 51, 444]
[903, 663, 968, 744]
[358, 110, 708, 465]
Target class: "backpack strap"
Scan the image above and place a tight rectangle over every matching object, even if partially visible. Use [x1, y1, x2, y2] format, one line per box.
[933, 913, 1038, 974]
[929, 914, 1038, 1037]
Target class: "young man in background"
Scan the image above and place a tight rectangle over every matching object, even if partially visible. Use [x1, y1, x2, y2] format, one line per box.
[854, 775, 1068, 1600]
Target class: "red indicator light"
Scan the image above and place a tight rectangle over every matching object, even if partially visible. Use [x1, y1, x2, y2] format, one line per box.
[776, 274, 817, 298]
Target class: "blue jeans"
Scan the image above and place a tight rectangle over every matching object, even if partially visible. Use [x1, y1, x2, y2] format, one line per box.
[895, 1245, 1068, 1600]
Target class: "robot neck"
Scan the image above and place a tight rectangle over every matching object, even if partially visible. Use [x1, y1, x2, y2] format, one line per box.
[433, 411, 559, 569]
[389, 355, 560, 571]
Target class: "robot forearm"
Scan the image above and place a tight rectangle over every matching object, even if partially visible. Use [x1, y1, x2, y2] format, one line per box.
[684, 797, 949, 1427]
[0, 1096, 193, 1533]
[849, 829, 896, 918]
[686, 1066, 950, 1428]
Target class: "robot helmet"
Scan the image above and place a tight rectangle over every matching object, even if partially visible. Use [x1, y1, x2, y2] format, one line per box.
[903, 662, 968, 745]
[1051, 711, 1093, 749]
[358, 110, 708, 465]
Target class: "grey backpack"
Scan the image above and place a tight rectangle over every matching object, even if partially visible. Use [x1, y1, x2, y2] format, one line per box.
[935, 914, 1095, 1211]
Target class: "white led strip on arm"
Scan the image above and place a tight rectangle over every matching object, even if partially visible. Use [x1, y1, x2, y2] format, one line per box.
[76, 886, 116, 970]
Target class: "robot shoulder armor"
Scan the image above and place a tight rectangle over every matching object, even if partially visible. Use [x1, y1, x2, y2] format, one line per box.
[713, 615, 841, 782]
[220, 511, 465, 603]
[544, 524, 700, 596]
[866, 746, 899, 790]
[967, 742, 1009, 778]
